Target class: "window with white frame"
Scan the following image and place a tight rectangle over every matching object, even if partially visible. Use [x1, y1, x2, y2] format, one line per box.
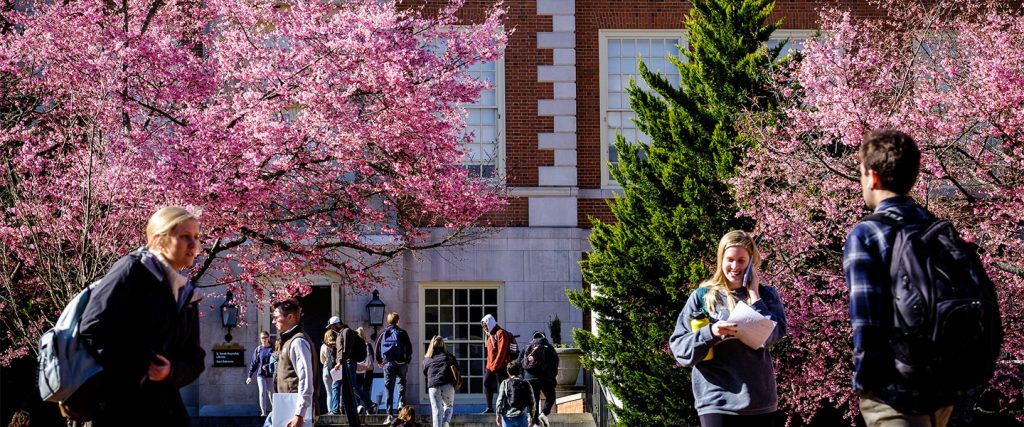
[420, 284, 501, 398]
[461, 59, 504, 179]
[767, 30, 817, 59]
[600, 30, 686, 186]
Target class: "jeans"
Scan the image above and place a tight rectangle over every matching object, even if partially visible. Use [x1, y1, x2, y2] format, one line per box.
[255, 376, 274, 416]
[527, 378, 556, 416]
[428, 384, 455, 427]
[322, 366, 340, 414]
[501, 413, 529, 427]
[382, 362, 409, 415]
[345, 360, 376, 409]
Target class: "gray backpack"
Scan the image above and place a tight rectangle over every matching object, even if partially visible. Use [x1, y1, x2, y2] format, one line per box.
[37, 281, 104, 404]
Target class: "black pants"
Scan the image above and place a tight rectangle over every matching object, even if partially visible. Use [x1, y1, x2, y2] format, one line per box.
[699, 411, 780, 427]
[340, 368, 361, 427]
[527, 378, 556, 415]
[483, 369, 509, 410]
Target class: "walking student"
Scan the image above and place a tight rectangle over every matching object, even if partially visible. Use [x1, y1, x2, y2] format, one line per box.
[669, 230, 787, 427]
[333, 318, 377, 427]
[247, 331, 276, 416]
[843, 129, 1002, 427]
[480, 314, 513, 414]
[522, 331, 558, 424]
[375, 312, 413, 423]
[265, 298, 317, 427]
[78, 206, 206, 426]
[495, 361, 535, 427]
[354, 327, 376, 408]
[422, 335, 460, 427]
[321, 317, 343, 415]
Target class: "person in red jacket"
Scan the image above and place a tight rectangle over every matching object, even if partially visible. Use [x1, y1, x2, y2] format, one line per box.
[480, 314, 512, 413]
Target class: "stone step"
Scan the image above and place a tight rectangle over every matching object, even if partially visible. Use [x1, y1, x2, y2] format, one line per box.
[193, 413, 596, 427]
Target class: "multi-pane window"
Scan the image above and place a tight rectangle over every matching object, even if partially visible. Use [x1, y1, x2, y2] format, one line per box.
[600, 31, 685, 185]
[422, 286, 500, 395]
[767, 30, 816, 59]
[461, 60, 504, 179]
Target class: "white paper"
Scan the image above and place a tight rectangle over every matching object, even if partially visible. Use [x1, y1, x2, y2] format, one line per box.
[329, 366, 344, 381]
[725, 301, 777, 349]
[271, 392, 313, 427]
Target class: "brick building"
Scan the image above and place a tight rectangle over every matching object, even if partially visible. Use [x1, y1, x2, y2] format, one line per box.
[187, 0, 882, 416]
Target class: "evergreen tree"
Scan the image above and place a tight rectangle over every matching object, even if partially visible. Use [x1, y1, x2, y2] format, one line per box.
[568, 0, 782, 424]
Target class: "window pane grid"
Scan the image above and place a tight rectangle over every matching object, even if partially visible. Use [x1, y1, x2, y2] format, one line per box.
[461, 61, 500, 178]
[605, 37, 681, 180]
[424, 287, 499, 395]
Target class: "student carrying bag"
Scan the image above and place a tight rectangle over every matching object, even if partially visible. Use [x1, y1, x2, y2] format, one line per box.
[37, 281, 105, 421]
[866, 213, 1004, 392]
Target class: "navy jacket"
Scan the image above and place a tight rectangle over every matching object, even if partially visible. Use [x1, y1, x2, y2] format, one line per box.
[79, 250, 205, 426]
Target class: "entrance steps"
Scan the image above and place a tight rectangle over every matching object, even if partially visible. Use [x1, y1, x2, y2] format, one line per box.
[193, 413, 596, 427]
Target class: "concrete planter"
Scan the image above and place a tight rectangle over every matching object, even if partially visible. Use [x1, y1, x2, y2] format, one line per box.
[555, 347, 583, 386]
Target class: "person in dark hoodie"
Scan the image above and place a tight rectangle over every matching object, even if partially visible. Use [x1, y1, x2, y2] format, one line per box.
[522, 331, 558, 424]
[422, 335, 459, 427]
[78, 206, 206, 426]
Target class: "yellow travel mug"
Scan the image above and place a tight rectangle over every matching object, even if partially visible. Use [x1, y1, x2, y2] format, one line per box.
[689, 312, 713, 361]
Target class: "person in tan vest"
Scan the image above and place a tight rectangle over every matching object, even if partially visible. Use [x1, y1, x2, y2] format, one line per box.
[264, 298, 318, 427]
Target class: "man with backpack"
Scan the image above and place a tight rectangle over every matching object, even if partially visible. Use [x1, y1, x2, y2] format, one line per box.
[374, 312, 413, 424]
[496, 361, 535, 427]
[522, 331, 558, 423]
[480, 314, 517, 414]
[844, 130, 1003, 427]
[334, 317, 378, 426]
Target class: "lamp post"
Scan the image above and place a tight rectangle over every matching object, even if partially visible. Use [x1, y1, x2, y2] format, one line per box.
[221, 290, 240, 342]
[365, 289, 386, 340]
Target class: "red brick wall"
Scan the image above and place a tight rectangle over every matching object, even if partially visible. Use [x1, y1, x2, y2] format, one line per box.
[418, 0, 550, 225]
[416, 1, 890, 228]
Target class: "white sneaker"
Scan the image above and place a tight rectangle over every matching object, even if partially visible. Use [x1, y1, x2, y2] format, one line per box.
[357, 405, 365, 415]
[385, 415, 394, 425]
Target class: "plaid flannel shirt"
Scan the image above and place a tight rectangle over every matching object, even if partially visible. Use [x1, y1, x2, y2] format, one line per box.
[843, 196, 953, 413]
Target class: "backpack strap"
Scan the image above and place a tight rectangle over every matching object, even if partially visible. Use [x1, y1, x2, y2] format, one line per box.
[694, 287, 709, 313]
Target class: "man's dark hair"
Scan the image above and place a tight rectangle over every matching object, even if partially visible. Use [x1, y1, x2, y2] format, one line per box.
[859, 129, 921, 195]
[272, 298, 302, 317]
[506, 360, 523, 377]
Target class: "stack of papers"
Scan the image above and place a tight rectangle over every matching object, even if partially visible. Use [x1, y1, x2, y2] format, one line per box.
[725, 302, 777, 349]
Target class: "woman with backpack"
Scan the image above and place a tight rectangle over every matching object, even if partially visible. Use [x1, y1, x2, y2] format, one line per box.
[246, 331, 276, 416]
[422, 335, 460, 427]
[495, 361, 535, 427]
[668, 230, 788, 427]
[77, 206, 206, 426]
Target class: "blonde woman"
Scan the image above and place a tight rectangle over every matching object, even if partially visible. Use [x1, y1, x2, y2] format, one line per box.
[354, 327, 375, 409]
[78, 206, 206, 426]
[321, 317, 342, 415]
[422, 336, 459, 427]
[669, 230, 787, 427]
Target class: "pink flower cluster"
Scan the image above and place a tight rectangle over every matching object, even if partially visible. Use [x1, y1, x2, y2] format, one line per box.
[0, 0, 507, 363]
[735, 0, 1024, 423]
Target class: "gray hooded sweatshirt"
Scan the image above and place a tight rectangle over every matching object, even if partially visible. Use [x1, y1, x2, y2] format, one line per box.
[669, 285, 787, 416]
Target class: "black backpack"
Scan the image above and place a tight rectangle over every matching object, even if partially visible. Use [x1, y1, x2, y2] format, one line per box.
[522, 342, 551, 374]
[344, 328, 367, 363]
[507, 377, 532, 410]
[868, 213, 1003, 392]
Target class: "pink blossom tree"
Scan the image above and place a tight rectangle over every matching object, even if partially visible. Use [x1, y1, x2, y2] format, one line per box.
[0, 0, 507, 363]
[734, 0, 1024, 422]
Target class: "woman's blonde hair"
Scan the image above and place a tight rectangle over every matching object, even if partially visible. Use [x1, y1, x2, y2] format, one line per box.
[355, 326, 368, 342]
[698, 230, 762, 315]
[424, 335, 446, 359]
[323, 328, 338, 346]
[146, 206, 196, 250]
